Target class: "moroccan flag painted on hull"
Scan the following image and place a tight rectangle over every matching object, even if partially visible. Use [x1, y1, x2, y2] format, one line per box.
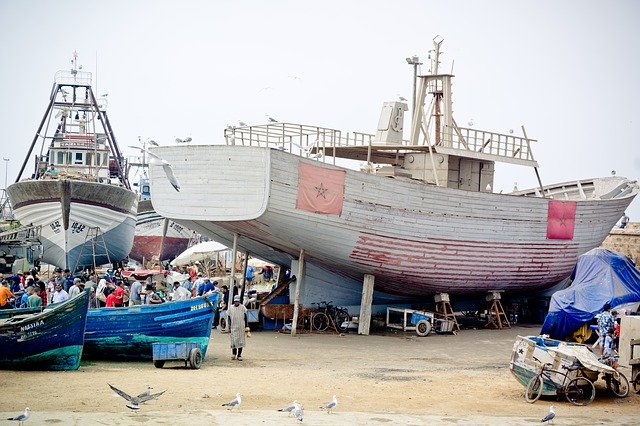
[295, 162, 346, 216]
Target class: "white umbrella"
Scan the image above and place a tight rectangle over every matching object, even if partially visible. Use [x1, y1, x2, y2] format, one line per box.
[170, 241, 228, 266]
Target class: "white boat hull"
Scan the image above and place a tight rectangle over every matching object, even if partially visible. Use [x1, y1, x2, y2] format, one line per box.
[7, 179, 137, 269]
[149, 145, 638, 297]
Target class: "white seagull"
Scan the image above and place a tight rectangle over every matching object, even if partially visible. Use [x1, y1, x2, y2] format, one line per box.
[238, 121, 247, 126]
[266, 115, 278, 123]
[541, 405, 555, 423]
[222, 393, 242, 410]
[108, 383, 166, 410]
[397, 95, 408, 102]
[320, 395, 338, 413]
[278, 400, 300, 417]
[128, 146, 181, 192]
[293, 403, 304, 422]
[7, 407, 29, 425]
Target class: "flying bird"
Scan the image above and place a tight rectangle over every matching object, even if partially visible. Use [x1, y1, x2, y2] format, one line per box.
[397, 95, 408, 102]
[320, 395, 338, 413]
[108, 383, 166, 410]
[238, 121, 247, 126]
[541, 405, 555, 423]
[222, 393, 242, 410]
[175, 137, 193, 144]
[266, 115, 278, 123]
[128, 146, 181, 192]
[278, 400, 300, 417]
[7, 407, 29, 425]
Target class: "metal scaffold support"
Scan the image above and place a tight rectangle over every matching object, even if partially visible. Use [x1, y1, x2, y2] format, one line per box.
[74, 226, 111, 272]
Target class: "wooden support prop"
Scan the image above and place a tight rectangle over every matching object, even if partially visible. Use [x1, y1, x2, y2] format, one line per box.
[484, 291, 510, 329]
[434, 293, 460, 331]
[358, 274, 375, 335]
[228, 233, 239, 302]
[291, 249, 304, 337]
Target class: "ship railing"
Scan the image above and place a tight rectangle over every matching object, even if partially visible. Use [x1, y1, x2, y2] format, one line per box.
[54, 69, 92, 86]
[441, 126, 536, 163]
[223, 122, 536, 166]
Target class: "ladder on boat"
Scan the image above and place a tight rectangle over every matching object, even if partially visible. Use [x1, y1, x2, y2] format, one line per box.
[73, 226, 111, 272]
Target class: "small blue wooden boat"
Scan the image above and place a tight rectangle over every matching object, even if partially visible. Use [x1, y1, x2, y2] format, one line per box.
[83, 294, 218, 360]
[0, 290, 90, 371]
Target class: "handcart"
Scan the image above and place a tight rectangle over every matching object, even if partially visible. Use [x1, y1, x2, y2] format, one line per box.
[510, 335, 630, 405]
[152, 341, 203, 369]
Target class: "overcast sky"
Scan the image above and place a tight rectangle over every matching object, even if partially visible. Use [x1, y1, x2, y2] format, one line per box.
[1, 0, 638, 221]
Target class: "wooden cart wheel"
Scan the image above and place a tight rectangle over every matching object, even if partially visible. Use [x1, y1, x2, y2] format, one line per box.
[153, 360, 165, 368]
[189, 348, 203, 369]
[524, 375, 543, 403]
[415, 319, 432, 337]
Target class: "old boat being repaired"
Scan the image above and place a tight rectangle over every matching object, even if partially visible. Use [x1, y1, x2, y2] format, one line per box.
[129, 174, 194, 266]
[82, 294, 218, 360]
[0, 290, 90, 371]
[6, 54, 137, 271]
[147, 38, 639, 306]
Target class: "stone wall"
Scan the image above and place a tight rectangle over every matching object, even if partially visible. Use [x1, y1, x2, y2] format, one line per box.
[600, 222, 640, 267]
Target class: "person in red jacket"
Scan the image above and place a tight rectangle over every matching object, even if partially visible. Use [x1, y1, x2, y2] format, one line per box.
[105, 287, 117, 307]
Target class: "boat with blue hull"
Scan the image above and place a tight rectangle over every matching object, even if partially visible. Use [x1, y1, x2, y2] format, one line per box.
[0, 290, 90, 371]
[83, 295, 218, 360]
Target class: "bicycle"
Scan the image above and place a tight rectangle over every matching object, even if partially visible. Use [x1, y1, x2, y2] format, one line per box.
[525, 357, 595, 406]
[600, 355, 630, 398]
[311, 301, 350, 332]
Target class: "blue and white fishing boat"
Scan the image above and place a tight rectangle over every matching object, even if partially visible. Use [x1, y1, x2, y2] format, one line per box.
[6, 53, 137, 270]
[83, 294, 218, 360]
[0, 290, 90, 371]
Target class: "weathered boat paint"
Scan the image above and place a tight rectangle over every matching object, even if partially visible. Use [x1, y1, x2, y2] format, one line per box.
[0, 290, 90, 371]
[83, 295, 217, 360]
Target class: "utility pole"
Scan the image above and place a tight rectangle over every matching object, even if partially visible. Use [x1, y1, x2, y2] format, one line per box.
[2, 158, 8, 190]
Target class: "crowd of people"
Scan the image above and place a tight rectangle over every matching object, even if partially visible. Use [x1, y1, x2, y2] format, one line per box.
[0, 266, 232, 312]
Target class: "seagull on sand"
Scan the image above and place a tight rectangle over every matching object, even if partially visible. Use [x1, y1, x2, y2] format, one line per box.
[222, 393, 242, 410]
[108, 383, 166, 410]
[292, 403, 304, 422]
[128, 146, 181, 192]
[278, 400, 300, 417]
[541, 405, 555, 423]
[320, 395, 338, 413]
[7, 408, 29, 425]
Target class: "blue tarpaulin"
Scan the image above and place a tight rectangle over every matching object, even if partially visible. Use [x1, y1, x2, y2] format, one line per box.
[540, 248, 640, 339]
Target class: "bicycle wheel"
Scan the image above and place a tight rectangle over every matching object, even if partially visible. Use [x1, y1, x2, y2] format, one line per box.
[312, 312, 329, 332]
[607, 372, 630, 398]
[524, 375, 543, 403]
[334, 310, 350, 332]
[565, 377, 595, 406]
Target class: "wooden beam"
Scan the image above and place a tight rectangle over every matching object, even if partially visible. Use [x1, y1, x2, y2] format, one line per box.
[291, 249, 304, 337]
[358, 274, 375, 335]
[228, 233, 239, 302]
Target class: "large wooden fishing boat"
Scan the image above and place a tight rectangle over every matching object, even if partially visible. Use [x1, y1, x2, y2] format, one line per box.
[6, 54, 137, 270]
[0, 290, 90, 371]
[147, 39, 638, 305]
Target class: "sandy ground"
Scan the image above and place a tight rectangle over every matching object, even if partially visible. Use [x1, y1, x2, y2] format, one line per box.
[1, 325, 638, 425]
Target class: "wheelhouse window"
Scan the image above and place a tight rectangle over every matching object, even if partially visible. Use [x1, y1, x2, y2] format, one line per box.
[74, 152, 83, 165]
[56, 151, 64, 165]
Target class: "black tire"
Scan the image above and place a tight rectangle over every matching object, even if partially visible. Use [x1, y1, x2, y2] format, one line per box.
[312, 312, 329, 331]
[565, 377, 595, 406]
[189, 348, 203, 369]
[607, 372, 630, 398]
[633, 371, 640, 393]
[524, 375, 543, 403]
[415, 319, 432, 337]
[334, 310, 350, 332]
[153, 360, 165, 368]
